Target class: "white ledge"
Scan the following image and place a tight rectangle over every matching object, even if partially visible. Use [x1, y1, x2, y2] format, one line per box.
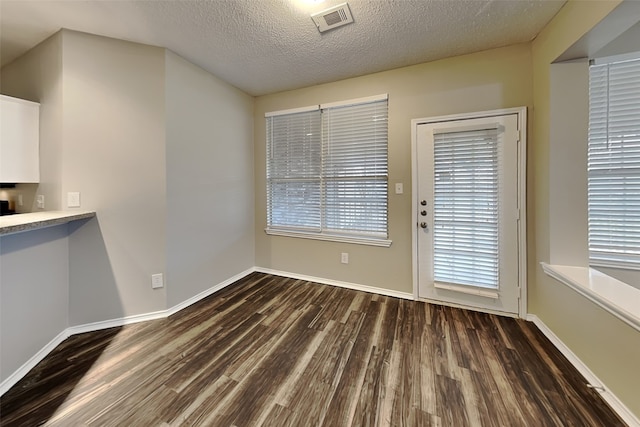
[541, 263, 640, 332]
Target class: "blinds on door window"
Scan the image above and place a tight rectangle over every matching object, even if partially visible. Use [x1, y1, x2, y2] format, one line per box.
[588, 58, 640, 268]
[266, 95, 389, 243]
[433, 127, 500, 289]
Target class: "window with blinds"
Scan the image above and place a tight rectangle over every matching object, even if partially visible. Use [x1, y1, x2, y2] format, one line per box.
[266, 95, 389, 244]
[433, 128, 500, 289]
[588, 58, 640, 269]
[266, 107, 322, 231]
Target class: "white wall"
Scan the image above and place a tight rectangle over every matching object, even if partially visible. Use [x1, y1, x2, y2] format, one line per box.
[548, 59, 589, 266]
[165, 51, 254, 307]
[0, 226, 69, 383]
[593, 21, 640, 59]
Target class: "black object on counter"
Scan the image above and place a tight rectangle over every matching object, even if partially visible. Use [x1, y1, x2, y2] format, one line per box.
[0, 200, 16, 216]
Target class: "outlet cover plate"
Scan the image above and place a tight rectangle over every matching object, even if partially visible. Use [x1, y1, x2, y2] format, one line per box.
[67, 192, 81, 208]
[151, 273, 164, 289]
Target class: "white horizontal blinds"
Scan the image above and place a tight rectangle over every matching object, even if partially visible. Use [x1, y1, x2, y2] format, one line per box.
[588, 58, 640, 267]
[266, 109, 322, 231]
[433, 127, 500, 289]
[322, 98, 388, 236]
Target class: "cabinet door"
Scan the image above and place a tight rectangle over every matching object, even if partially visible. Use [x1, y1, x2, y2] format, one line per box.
[0, 95, 40, 183]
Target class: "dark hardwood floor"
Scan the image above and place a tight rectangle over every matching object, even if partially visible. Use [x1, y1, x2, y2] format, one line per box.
[0, 273, 625, 426]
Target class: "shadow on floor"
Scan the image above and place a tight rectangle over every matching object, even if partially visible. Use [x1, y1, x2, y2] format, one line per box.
[0, 326, 123, 427]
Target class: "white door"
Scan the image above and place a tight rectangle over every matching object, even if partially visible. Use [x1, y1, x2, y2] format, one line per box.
[415, 113, 521, 315]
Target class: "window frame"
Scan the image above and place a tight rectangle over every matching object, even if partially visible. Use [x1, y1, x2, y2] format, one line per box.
[265, 94, 392, 248]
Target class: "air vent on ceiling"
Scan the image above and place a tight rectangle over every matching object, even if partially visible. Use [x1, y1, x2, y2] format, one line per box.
[311, 3, 354, 33]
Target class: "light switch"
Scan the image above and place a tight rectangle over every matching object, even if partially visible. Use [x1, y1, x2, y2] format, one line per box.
[151, 273, 164, 289]
[67, 192, 81, 208]
[395, 183, 403, 194]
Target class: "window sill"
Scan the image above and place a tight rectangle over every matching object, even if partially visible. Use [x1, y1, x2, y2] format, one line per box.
[541, 263, 640, 332]
[265, 228, 392, 247]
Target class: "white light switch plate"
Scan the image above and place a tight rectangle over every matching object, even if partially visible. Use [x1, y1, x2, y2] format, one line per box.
[151, 273, 164, 289]
[36, 195, 45, 209]
[67, 192, 81, 208]
[395, 183, 403, 194]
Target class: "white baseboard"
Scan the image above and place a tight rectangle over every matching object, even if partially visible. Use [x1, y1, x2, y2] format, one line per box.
[166, 268, 255, 316]
[0, 267, 255, 396]
[0, 329, 70, 396]
[66, 310, 169, 336]
[3, 267, 411, 396]
[527, 314, 640, 427]
[253, 267, 414, 300]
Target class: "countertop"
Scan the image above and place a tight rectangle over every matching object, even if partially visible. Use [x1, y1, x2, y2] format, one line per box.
[0, 210, 96, 236]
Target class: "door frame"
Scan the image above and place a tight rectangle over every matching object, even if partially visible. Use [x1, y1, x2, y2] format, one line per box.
[411, 107, 528, 318]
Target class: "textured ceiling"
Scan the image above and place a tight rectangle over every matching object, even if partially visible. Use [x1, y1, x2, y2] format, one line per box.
[0, 0, 566, 96]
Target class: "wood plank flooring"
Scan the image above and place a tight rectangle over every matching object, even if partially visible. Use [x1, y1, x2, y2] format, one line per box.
[0, 273, 625, 426]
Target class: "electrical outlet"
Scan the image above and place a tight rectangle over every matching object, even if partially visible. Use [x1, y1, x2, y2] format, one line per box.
[36, 195, 45, 209]
[341, 252, 349, 264]
[67, 192, 81, 208]
[18, 194, 23, 207]
[151, 273, 164, 289]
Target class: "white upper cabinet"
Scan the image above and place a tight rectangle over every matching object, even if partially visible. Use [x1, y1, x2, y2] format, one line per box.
[0, 94, 40, 183]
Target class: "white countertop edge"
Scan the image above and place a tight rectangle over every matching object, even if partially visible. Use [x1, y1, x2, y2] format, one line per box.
[541, 263, 640, 333]
[0, 210, 96, 236]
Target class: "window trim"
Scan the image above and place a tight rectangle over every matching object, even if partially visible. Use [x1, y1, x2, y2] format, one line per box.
[265, 94, 390, 246]
[264, 227, 392, 247]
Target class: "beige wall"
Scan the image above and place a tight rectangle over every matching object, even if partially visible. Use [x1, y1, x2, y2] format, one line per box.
[61, 30, 168, 324]
[531, 0, 640, 416]
[165, 51, 255, 306]
[254, 43, 532, 294]
[1, 29, 257, 326]
[1, 33, 64, 212]
[1, 30, 169, 327]
[1, 33, 70, 385]
[0, 31, 257, 385]
[0, 225, 69, 383]
[2, 4, 638, 417]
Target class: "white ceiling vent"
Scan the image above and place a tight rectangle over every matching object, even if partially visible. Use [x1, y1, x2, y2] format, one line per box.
[311, 3, 354, 33]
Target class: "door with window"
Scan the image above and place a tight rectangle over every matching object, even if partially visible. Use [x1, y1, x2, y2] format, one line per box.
[415, 112, 523, 315]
